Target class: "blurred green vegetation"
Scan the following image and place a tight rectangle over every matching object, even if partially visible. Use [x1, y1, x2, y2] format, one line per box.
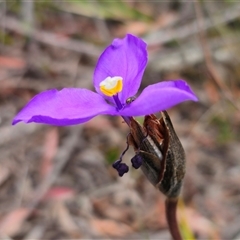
[178, 198, 196, 240]
[105, 147, 120, 165]
[61, 0, 153, 22]
[211, 115, 234, 144]
[0, 30, 13, 45]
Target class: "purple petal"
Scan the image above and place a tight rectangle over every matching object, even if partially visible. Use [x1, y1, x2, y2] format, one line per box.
[12, 88, 118, 126]
[119, 80, 198, 116]
[94, 34, 147, 104]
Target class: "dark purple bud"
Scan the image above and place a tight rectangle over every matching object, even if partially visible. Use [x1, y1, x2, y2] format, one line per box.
[117, 163, 129, 177]
[112, 160, 129, 177]
[131, 154, 142, 169]
[112, 159, 121, 169]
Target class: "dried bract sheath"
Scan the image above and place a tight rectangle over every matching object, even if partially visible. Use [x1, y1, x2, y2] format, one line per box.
[129, 111, 186, 198]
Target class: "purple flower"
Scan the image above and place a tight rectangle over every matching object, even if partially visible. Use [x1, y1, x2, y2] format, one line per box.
[12, 34, 197, 127]
[12, 34, 198, 177]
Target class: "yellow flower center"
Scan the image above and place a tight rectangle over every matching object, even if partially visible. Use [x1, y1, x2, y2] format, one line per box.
[99, 76, 123, 97]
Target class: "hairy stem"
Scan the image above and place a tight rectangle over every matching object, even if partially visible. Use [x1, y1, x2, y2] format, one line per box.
[165, 198, 182, 240]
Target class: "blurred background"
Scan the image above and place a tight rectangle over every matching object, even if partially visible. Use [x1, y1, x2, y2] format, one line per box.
[0, 1, 240, 239]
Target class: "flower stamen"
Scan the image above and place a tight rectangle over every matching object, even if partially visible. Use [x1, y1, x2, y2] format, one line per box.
[131, 131, 149, 169]
[112, 133, 130, 176]
[100, 76, 123, 96]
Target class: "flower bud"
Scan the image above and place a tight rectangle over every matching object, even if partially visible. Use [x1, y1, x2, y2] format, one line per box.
[129, 111, 186, 198]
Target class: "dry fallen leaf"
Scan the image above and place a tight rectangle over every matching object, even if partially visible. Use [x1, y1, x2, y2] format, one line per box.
[90, 218, 133, 238]
[0, 164, 10, 187]
[125, 21, 150, 36]
[178, 206, 220, 239]
[204, 81, 220, 103]
[52, 201, 81, 237]
[0, 56, 26, 69]
[93, 197, 134, 223]
[144, 196, 167, 230]
[43, 187, 75, 201]
[0, 208, 30, 236]
[84, 115, 113, 131]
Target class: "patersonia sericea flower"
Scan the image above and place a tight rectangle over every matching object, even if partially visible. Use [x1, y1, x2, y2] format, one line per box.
[13, 34, 198, 176]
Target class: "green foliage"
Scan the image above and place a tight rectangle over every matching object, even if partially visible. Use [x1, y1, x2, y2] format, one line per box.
[4, 0, 20, 15]
[105, 147, 120, 165]
[227, 19, 240, 31]
[35, 0, 56, 9]
[0, 30, 14, 45]
[59, 0, 153, 22]
[223, 0, 239, 4]
[211, 115, 233, 144]
[164, 39, 180, 48]
[135, 116, 144, 125]
[178, 198, 196, 240]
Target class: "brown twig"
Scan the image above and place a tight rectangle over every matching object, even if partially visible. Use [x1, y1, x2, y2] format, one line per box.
[145, 3, 240, 46]
[0, 16, 102, 57]
[29, 127, 82, 207]
[193, 0, 240, 111]
[165, 198, 182, 240]
[0, 126, 83, 234]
